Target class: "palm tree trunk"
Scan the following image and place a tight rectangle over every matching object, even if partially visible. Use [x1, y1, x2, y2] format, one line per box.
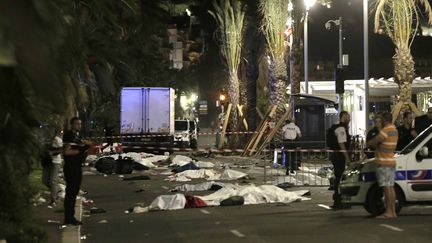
[394, 46, 415, 111]
[290, 41, 302, 94]
[269, 57, 288, 117]
[228, 74, 240, 146]
[246, 57, 259, 131]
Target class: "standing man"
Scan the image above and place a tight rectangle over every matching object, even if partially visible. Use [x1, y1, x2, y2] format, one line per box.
[396, 111, 417, 151]
[328, 111, 351, 209]
[365, 113, 383, 159]
[415, 106, 432, 134]
[282, 118, 302, 175]
[42, 127, 63, 208]
[368, 111, 398, 219]
[63, 117, 88, 225]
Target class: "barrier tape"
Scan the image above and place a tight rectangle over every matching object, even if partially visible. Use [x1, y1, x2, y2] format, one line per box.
[84, 131, 258, 140]
[93, 144, 369, 154]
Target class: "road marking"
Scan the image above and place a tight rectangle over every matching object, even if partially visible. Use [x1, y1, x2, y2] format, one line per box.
[380, 224, 404, 232]
[200, 209, 211, 214]
[317, 204, 331, 210]
[161, 186, 169, 190]
[230, 229, 245, 238]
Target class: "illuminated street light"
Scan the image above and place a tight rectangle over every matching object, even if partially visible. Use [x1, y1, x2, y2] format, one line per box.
[219, 94, 226, 101]
[304, 0, 316, 10]
[180, 94, 188, 110]
[191, 93, 198, 102]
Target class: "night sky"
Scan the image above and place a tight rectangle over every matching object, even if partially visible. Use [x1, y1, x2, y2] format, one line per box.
[306, 0, 432, 79]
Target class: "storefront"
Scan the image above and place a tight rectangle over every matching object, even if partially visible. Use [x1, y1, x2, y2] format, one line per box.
[298, 77, 432, 137]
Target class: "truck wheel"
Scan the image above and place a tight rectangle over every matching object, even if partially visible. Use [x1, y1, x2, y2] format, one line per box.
[364, 185, 404, 216]
[190, 139, 197, 149]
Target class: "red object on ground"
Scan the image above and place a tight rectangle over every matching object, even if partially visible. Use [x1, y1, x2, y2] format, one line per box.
[185, 195, 207, 208]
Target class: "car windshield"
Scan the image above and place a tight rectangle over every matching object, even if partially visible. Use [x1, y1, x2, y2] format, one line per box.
[400, 125, 432, 154]
[175, 121, 188, 131]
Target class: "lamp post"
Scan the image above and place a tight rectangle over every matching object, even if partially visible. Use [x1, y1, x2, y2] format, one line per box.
[325, 17, 344, 108]
[303, 0, 316, 94]
[325, 17, 343, 68]
[363, 0, 370, 132]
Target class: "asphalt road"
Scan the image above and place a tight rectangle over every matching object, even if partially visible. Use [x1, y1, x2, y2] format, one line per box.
[81, 163, 432, 243]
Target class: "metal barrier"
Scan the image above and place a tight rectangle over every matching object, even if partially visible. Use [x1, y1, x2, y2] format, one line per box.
[263, 147, 334, 187]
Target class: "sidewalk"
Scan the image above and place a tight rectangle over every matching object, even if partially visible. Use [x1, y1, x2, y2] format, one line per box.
[33, 194, 83, 243]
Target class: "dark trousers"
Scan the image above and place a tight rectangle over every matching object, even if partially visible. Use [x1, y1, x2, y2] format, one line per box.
[283, 140, 297, 172]
[331, 153, 346, 205]
[63, 162, 82, 222]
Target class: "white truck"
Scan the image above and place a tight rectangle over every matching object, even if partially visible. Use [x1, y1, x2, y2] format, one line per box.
[120, 87, 175, 153]
[174, 119, 198, 148]
[340, 125, 432, 215]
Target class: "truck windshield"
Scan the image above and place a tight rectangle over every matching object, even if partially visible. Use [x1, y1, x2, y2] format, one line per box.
[189, 121, 195, 131]
[175, 121, 188, 131]
[400, 126, 432, 154]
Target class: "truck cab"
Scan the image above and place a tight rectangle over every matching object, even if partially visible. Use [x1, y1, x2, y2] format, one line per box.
[174, 119, 198, 148]
[340, 125, 432, 215]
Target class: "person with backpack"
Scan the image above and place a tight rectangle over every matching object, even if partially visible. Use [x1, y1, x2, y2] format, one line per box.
[327, 111, 351, 209]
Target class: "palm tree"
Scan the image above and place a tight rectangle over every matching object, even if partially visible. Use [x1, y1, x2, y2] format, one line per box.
[242, 0, 266, 131]
[373, 0, 432, 115]
[209, 0, 246, 144]
[259, 0, 289, 117]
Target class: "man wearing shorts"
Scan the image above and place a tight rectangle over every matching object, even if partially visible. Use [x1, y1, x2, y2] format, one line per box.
[368, 111, 398, 219]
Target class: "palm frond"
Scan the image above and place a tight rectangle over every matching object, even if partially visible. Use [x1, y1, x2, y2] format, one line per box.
[258, 0, 289, 60]
[209, 0, 246, 77]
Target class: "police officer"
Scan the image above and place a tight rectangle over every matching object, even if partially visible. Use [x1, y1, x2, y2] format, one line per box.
[282, 118, 302, 175]
[63, 117, 88, 225]
[330, 111, 351, 209]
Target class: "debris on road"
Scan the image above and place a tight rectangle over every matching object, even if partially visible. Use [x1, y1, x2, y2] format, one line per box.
[123, 175, 151, 181]
[90, 207, 106, 214]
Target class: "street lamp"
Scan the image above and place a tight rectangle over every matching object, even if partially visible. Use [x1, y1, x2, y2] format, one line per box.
[303, 0, 316, 94]
[325, 17, 344, 108]
[325, 17, 343, 68]
[363, 0, 370, 132]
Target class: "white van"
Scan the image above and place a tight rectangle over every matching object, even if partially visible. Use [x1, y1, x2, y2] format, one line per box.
[340, 125, 432, 215]
[174, 119, 198, 148]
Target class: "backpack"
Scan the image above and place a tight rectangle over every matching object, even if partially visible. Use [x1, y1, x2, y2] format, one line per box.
[326, 124, 342, 150]
[116, 157, 135, 174]
[95, 157, 117, 174]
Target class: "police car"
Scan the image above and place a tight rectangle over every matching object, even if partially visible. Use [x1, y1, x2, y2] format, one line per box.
[340, 125, 432, 215]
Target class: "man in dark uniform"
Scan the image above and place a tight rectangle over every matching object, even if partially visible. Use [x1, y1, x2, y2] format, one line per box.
[63, 117, 88, 225]
[415, 107, 432, 134]
[397, 111, 417, 151]
[329, 111, 351, 209]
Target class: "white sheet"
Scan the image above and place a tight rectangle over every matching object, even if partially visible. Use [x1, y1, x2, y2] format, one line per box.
[148, 194, 186, 211]
[170, 155, 193, 167]
[198, 184, 310, 206]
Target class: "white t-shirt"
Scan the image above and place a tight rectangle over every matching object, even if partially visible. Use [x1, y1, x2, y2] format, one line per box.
[282, 123, 301, 140]
[334, 126, 347, 144]
[51, 136, 63, 164]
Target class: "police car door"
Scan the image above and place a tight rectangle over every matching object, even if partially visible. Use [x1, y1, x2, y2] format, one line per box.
[404, 129, 432, 201]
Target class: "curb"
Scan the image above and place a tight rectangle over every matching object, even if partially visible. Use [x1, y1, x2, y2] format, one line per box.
[61, 197, 83, 243]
